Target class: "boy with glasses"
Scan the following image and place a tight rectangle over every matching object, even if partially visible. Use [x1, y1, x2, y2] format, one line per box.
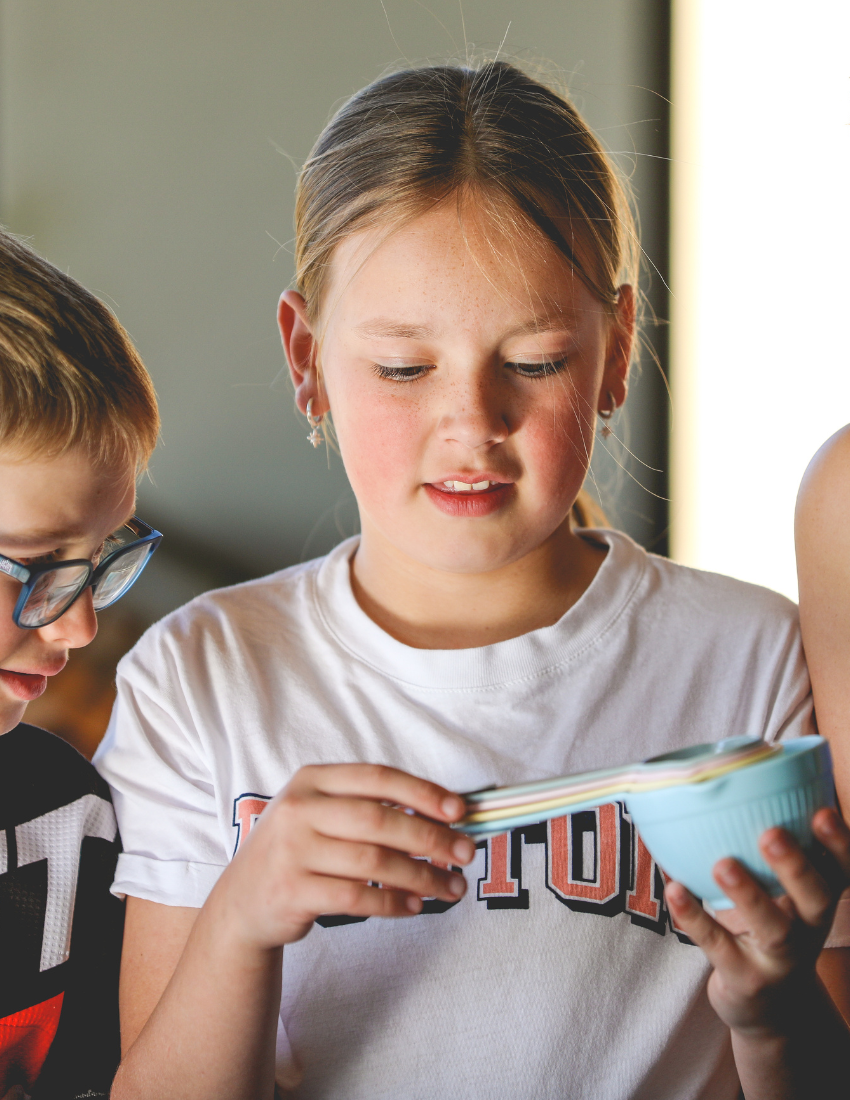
[0, 229, 160, 1099]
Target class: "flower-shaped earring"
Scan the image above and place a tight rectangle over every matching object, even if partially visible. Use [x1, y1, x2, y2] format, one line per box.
[306, 398, 325, 448]
[598, 390, 617, 438]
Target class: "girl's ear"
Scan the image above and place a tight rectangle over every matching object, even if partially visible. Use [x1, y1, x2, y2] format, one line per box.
[601, 284, 635, 410]
[278, 291, 327, 415]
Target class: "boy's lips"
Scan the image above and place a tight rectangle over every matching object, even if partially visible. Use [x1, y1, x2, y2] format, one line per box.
[0, 663, 64, 701]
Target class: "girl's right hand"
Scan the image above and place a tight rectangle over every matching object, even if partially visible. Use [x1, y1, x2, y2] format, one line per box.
[207, 763, 475, 949]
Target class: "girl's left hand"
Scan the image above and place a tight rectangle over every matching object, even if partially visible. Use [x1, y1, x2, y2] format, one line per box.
[664, 807, 850, 1036]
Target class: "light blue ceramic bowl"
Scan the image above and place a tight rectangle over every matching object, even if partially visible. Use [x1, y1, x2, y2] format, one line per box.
[626, 735, 835, 910]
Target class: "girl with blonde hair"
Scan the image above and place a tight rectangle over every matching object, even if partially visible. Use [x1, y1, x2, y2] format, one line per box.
[99, 61, 850, 1099]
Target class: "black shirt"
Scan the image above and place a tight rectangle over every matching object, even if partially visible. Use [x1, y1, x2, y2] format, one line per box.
[0, 724, 122, 1099]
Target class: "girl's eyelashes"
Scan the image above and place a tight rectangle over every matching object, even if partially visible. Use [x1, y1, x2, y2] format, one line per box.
[507, 357, 569, 379]
[371, 357, 570, 382]
[371, 362, 435, 382]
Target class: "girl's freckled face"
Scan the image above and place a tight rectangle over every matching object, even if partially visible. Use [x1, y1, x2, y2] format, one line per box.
[318, 203, 618, 574]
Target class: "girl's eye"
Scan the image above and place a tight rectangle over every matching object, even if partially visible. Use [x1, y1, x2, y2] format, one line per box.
[508, 357, 569, 379]
[371, 363, 435, 382]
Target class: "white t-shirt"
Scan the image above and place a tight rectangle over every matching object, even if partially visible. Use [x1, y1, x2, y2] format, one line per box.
[95, 530, 813, 1100]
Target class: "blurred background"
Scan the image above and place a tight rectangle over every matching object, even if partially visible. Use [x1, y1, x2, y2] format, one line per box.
[1, 1, 847, 756]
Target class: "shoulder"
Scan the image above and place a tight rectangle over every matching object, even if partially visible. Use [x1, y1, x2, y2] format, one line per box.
[116, 551, 331, 684]
[583, 533, 805, 713]
[796, 425, 850, 567]
[0, 723, 113, 825]
[605, 529, 799, 633]
[130, 554, 325, 646]
[653, 553, 797, 624]
[797, 424, 850, 512]
[622, 542, 808, 733]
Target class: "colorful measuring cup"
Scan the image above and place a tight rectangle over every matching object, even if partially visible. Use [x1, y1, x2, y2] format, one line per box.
[456, 736, 834, 910]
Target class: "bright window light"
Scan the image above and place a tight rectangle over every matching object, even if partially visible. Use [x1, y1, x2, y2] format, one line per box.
[670, 0, 850, 599]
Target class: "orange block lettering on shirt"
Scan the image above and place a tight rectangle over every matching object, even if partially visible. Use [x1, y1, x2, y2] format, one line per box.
[627, 832, 661, 920]
[548, 803, 620, 903]
[0, 992, 64, 1094]
[232, 794, 271, 854]
[479, 832, 519, 898]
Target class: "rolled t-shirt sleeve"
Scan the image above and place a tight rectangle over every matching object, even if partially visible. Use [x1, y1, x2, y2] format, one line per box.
[94, 620, 229, 908]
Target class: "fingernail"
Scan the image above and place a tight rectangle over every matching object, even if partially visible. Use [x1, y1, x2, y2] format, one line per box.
[717, 862, 743, 887]
[818, 809, 840, 836]
[453, 838, 475, 863]
[765, 834, 790, 859]
[406, 895, 423, 913]
[448, 874, 466, 898]
[442, 796, 464, 819]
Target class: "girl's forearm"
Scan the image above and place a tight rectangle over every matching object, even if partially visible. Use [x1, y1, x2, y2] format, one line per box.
[733, 978, 850, 1100]
[111, 897, 283, 1100]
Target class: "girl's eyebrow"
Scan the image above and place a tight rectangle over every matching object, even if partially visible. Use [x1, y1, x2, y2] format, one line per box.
[503, 316, 573, 339]
[355, 316, 573, 340]
[355, 319, 436, 339]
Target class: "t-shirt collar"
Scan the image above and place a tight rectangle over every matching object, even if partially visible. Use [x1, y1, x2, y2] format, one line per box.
[311, 529, 647, 691]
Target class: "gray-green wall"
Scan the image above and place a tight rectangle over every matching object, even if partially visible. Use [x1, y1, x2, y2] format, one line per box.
[1, 0, 669, 620]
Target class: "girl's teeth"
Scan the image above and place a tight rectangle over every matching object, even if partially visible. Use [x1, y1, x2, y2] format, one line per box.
[442, 480, 492, 491]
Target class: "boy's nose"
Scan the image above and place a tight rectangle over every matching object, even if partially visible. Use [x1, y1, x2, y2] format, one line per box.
[39, 588, 98, 650]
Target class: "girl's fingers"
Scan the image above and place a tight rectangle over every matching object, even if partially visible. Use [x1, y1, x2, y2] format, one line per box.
[293, 763, 466, 823]
[812, 807, 850, 878]
[294, 873, 428, 920]
[664, 881, 741, 969]
[300, 792, 475, 867]
[756, 829, 834, 928]
[711, 857, 793, 947]
[305, 834, 466, 903]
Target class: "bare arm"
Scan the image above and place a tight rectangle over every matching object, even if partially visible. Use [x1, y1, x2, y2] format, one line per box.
[113, 896, 282, 1099]
[110, 763, 473, 1100]
[796, 424, 850, 815]
[796, 426, 850, 1021]
[118, 899, 198, 1054]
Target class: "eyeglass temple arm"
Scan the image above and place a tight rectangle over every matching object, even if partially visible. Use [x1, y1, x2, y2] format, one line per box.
[0, 556, 30, 583]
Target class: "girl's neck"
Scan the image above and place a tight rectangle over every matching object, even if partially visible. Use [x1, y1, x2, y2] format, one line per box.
[350, 520, 607, 651]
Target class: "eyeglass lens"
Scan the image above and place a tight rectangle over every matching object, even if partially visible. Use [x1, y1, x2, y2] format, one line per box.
[18, 539, 155, 627]
[18, 563, 91, 628]
[92, 543, 154, 610]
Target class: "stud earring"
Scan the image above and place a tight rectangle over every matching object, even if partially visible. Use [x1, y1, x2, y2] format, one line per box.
[598, 390, 617, 438]
[306, 397, 324, 448]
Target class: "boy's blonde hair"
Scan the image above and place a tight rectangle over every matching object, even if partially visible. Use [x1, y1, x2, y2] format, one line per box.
[0, 228, 159, 470]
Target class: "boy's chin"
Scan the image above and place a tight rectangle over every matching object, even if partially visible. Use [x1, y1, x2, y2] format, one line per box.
[0, 696, 28, 735]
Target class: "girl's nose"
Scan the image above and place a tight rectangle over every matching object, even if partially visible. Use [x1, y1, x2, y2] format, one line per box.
[440, 375, 510, 450]
[39, 588, 98, 650]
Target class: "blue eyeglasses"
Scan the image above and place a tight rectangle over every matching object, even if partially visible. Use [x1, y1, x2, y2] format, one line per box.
[0, 517, 162, 628]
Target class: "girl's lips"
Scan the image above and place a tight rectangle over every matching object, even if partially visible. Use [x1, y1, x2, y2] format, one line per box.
[424, 481, 514, 517]
[0, 667, 50, 701]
